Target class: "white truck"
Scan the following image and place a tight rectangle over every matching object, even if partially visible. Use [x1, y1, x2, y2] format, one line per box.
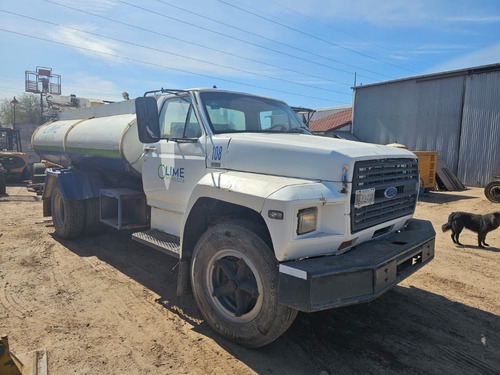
[32, 88, 435, 348]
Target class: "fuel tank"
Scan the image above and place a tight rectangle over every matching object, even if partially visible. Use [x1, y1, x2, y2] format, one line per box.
[31, 101, 143, 179]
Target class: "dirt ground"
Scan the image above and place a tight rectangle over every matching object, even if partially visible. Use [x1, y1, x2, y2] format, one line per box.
[1, 184, 499, 375]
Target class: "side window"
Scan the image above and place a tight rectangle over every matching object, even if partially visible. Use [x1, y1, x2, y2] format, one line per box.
[159, 97, 201, 139]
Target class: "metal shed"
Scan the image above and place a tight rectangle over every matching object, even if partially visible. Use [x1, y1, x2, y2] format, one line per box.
[352, 63, 500, 187]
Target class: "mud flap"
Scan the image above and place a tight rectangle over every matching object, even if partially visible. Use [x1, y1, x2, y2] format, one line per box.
[43, 168, 105, 201]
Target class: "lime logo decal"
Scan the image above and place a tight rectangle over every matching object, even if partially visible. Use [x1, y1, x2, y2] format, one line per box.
[158, 164, 185, 183]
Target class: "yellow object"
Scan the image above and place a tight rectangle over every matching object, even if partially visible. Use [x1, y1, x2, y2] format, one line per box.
[0, 151, 28, 177]
[413, 151, 437, 189]
[0, 335, 23, 375]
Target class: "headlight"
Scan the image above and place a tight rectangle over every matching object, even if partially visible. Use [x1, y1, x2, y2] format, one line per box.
[297, 207, 317, 235]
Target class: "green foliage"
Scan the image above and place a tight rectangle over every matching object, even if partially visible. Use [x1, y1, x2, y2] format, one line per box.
[0, 93, 43, 126]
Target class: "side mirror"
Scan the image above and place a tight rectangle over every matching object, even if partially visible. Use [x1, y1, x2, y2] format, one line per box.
[135, 96, 160, 143]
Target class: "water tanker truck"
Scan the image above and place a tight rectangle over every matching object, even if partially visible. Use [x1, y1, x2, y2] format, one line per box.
[32, 88, 435, 348]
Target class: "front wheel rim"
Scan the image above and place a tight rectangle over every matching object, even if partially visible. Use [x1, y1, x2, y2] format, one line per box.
[207, 249, 264, 323]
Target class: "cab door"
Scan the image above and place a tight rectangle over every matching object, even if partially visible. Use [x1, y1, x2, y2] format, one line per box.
[142, 95, 206, 229]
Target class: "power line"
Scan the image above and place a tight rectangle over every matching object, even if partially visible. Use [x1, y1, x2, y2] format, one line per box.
[0, 28, 350, 104]
[112, 0, 383, 82]
[269, 0, 375, 45]
[0, 75, 120, 98]
[217, 0, 420, 74]
[268, 0, 417, 70]
[0, 10, 351, 96]
[153, 0, 353, 87]
[153, 0, 390, 80]
[44, 0, 352, 86]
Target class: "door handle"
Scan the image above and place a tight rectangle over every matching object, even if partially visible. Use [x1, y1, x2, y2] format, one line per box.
[144, 146, 157, 152]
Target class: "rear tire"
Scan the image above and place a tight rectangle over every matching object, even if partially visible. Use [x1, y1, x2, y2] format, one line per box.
[83, 197, 104, 236]
[484, 181, 500, 203]
[191, 220, 297, 348]
[51, 185, 85, 239]
[32, 162, 46, 184]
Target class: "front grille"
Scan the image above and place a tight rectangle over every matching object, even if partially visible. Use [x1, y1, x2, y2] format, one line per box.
[351, 158, 418, 233]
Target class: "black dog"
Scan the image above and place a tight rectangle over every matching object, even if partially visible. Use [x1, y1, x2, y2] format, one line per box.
[442, 211, 500, 248]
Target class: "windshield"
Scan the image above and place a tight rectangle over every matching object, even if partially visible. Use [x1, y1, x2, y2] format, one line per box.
[199, 92, 310, 134]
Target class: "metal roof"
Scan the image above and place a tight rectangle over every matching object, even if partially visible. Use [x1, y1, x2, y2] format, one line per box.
[353, 63, 500, 90]
[309, 108, 352, 133]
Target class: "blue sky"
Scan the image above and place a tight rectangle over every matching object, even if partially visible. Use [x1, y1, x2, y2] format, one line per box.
[1, 0, 499, 109]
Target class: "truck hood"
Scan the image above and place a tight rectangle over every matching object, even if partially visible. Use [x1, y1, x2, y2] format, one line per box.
[219, 133, 415, 182]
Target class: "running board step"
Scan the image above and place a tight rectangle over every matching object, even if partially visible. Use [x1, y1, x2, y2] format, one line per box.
[132, 229, 180, 258]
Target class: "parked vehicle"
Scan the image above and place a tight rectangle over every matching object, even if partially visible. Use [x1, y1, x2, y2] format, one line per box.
[32, 88, 435, 347]
[0, 127, 29, 181]
[484, 168, 500, 203]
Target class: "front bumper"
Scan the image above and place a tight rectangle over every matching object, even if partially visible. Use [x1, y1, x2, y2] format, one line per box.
[278, 219, 435, 312]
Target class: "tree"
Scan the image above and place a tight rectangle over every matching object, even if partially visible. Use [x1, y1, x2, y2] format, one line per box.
[0, 93, 43, 126]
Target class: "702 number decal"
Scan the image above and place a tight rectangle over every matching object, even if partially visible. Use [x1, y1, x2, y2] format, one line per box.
[212, 146, 223, 161]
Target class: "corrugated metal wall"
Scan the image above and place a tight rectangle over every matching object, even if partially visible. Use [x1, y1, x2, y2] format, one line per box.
[458, 72, 500, 186]
[352, 69, 500, 187]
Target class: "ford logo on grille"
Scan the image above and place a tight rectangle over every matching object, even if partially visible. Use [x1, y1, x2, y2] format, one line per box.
[384, 187, 398, 199]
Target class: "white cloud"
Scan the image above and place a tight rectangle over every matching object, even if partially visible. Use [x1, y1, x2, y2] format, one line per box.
[274, 0, 500, 30]
[63, 73, 122, 101]
[429, 42, 500, 72]
[48, 25, 121, 62]
[283, 0, 433, 27]
[411, 44, 468, 55]
[445, 16, 500, 23]
[42, 18, 270, 78]
[417, 44, 468, 51]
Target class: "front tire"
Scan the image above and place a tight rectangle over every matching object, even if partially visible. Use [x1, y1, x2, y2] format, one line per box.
[191, 221, 297, 348]
[484, 181, 500, 203]
[51, 185, 85, 239]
